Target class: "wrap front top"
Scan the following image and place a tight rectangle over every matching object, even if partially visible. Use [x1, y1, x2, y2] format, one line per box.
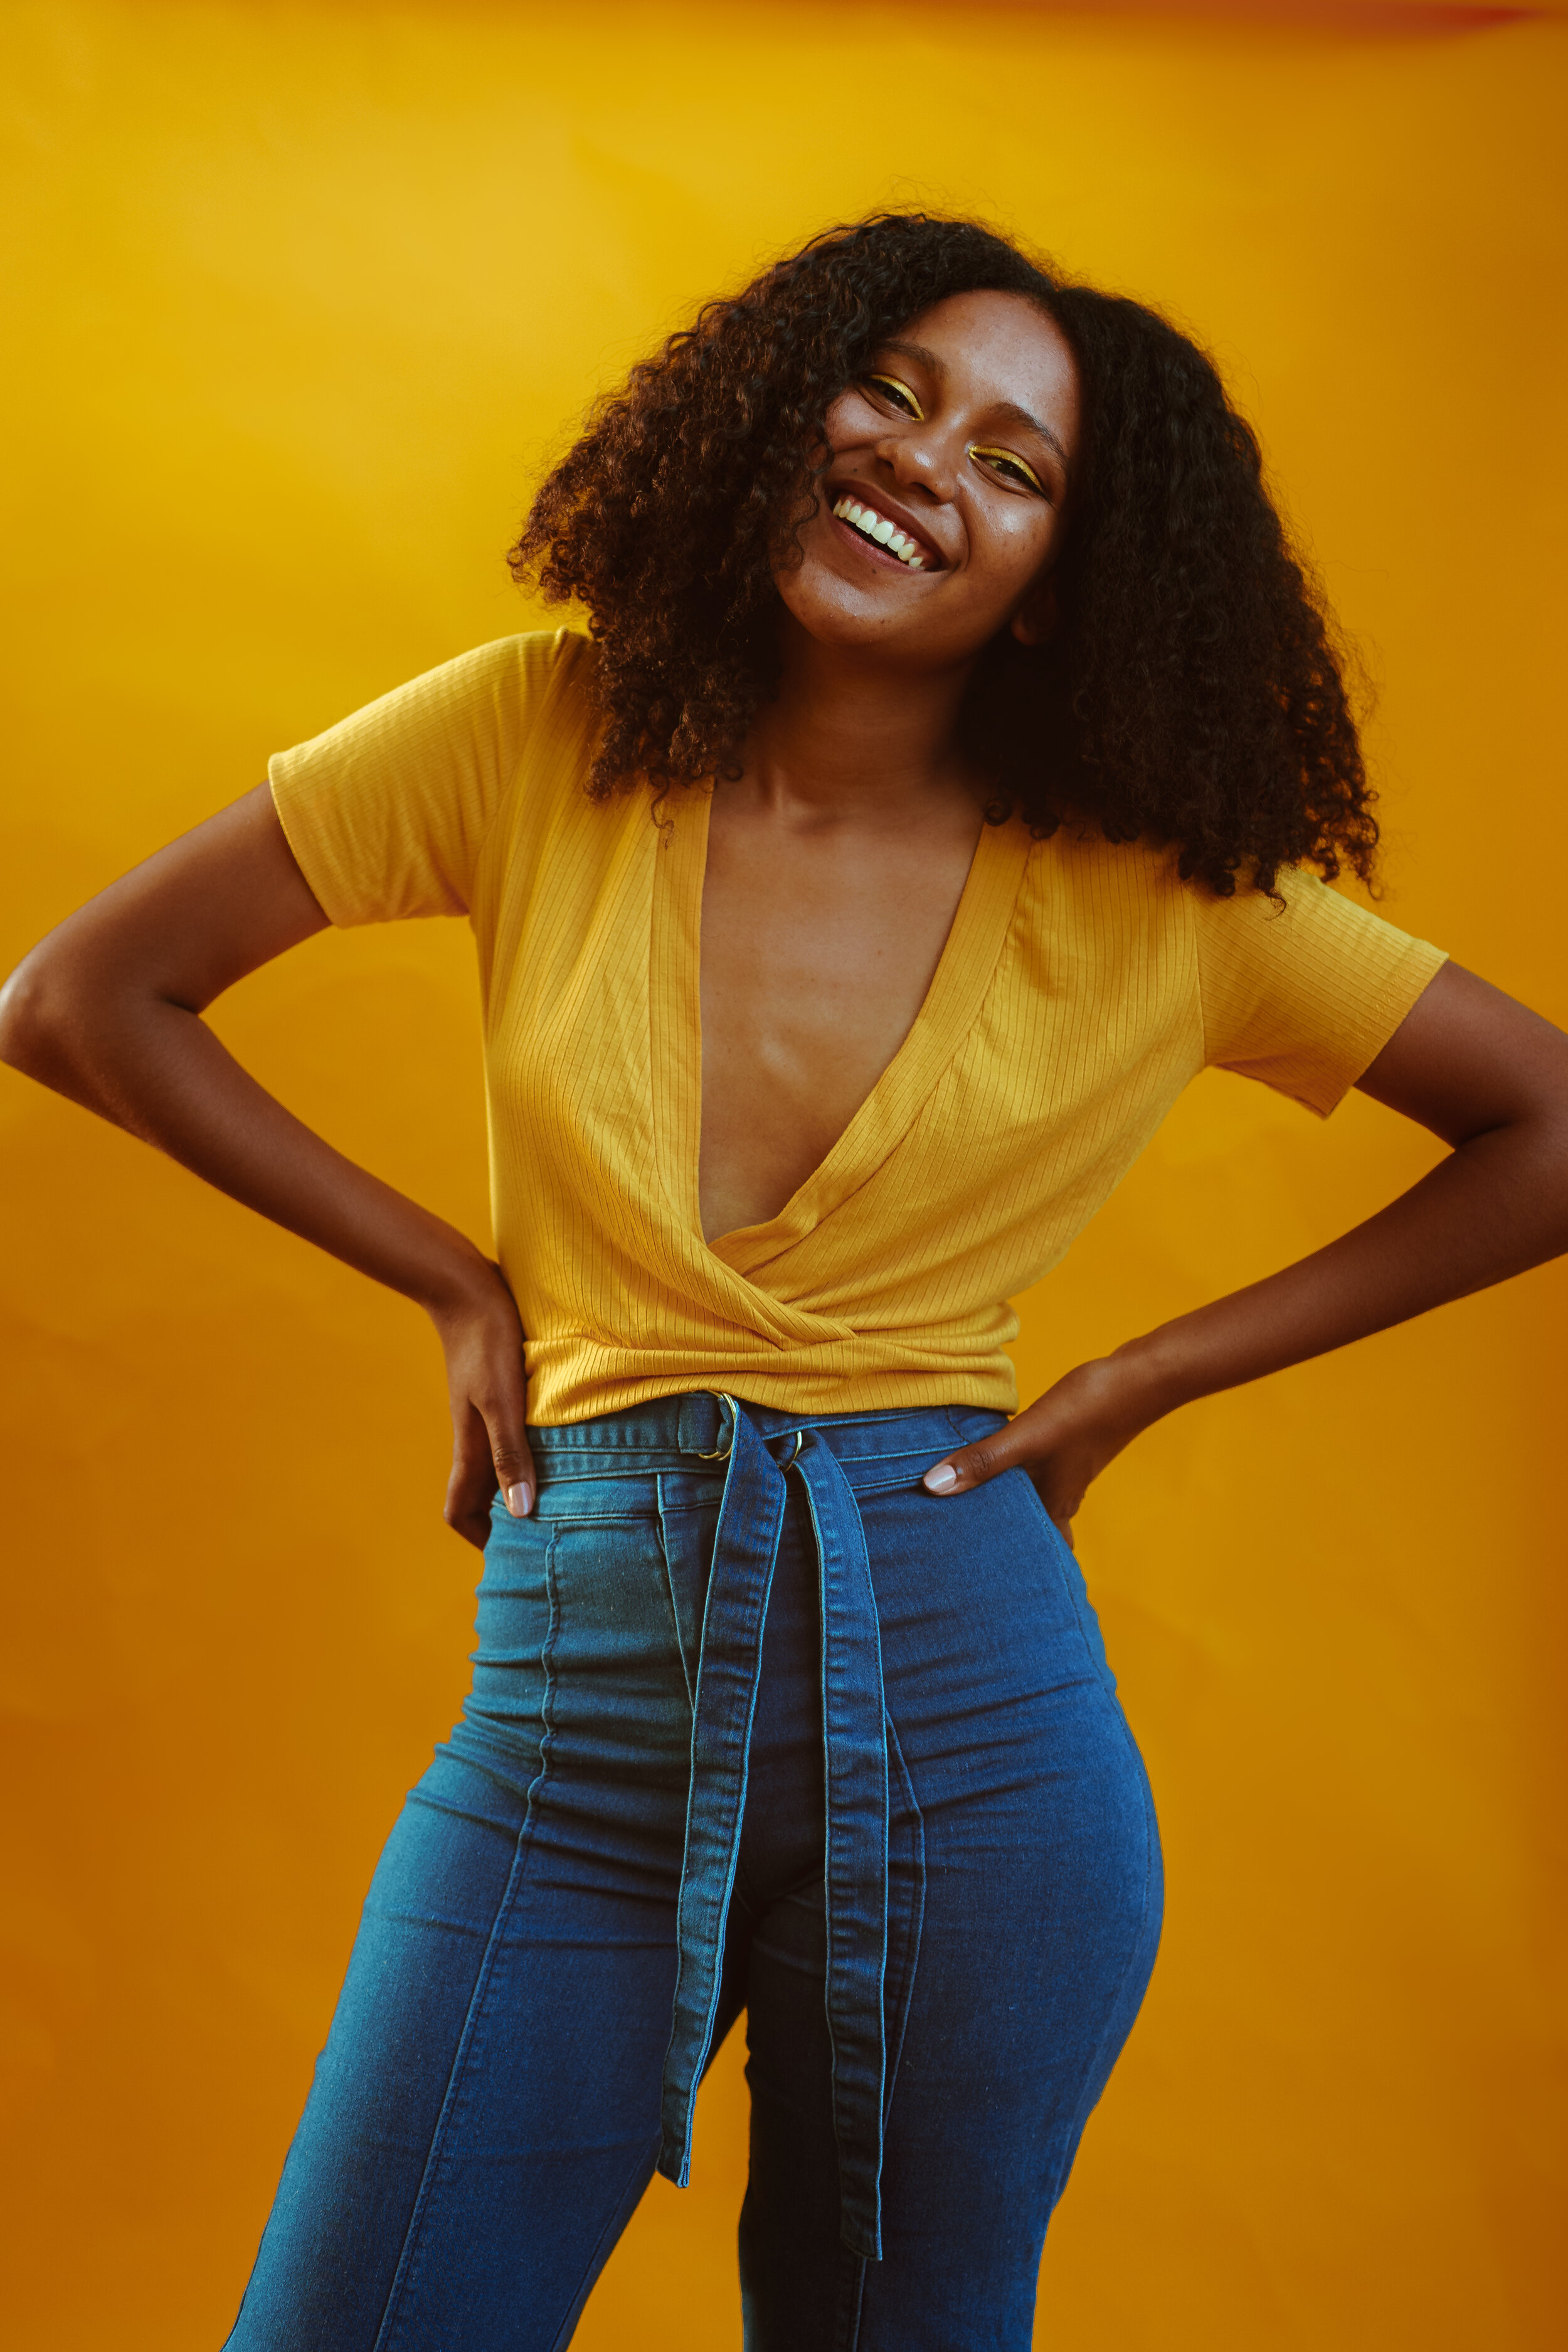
[269, 628, 1447, 1426]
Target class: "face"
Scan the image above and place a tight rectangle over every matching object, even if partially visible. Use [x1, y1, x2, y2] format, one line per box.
[775, 289, 1081, 669]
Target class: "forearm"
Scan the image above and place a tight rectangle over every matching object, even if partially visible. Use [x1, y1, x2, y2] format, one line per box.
[1, 787, 538, 1543]
[3, 978, 494, 1316]
[1113, 1113, 1568, 1419]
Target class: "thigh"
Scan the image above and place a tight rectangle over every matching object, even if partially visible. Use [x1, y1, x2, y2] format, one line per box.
[740, 1463, 1163, 2352]
[226, 1502, 694, 2352]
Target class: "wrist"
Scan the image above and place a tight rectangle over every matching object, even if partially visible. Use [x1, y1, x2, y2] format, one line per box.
[414, 1243, 512, 1328]
[1100, 1327, 1197, 1425]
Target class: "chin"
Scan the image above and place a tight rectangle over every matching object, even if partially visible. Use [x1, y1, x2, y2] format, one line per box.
[776, 567, 953, 660]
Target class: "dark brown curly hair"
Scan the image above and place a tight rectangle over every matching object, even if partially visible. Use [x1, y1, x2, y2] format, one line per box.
[510, 212, 1377, 898]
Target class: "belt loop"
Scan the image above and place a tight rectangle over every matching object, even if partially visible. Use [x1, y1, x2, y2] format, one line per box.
[676, 1390, 734, 1459]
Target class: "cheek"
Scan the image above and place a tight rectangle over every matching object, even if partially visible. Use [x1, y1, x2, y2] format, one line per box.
[820, 391, 857, 445]
[975, 506, 1060, 607]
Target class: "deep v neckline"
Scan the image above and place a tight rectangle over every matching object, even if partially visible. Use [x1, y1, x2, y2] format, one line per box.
[649, 790, 1032, 1278]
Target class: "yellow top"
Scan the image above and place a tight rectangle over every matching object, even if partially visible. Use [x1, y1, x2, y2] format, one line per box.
[269, 629, 1448, 1426]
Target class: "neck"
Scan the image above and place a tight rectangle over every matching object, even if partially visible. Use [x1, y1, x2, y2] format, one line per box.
[736, 613, 983, 826]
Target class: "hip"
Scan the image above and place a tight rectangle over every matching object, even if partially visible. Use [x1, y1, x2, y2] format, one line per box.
[465, 1394, 1131, 1805]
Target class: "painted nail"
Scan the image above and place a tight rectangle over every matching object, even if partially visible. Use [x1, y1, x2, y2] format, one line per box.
[506, 1481, 534, 1517]
[923, 1463, 959, 1493]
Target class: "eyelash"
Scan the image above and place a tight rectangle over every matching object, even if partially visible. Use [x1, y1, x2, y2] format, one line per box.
[862, 376, 1047, 497]
[970, 445, 1046, 496]
[866, 372, 923, 418]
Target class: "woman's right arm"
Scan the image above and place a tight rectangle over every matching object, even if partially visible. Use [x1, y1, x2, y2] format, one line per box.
[0, 784, 537, 1542]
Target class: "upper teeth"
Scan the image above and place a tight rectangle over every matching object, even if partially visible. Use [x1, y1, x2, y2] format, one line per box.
[832, 495, 928, 569]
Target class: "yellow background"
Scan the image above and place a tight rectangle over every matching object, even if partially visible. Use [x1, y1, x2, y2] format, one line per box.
[3, 1, 1564, 2343]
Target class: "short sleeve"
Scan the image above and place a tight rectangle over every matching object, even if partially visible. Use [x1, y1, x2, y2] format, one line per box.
[268, 632, 573, 925]
[1194, 867, 1448, 1115]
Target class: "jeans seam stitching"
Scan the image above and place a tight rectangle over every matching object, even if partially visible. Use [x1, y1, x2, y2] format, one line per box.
[1044, 1737, 1162, 2210]
[546, 2131, 662, 2352]
[835, 2249, 869, 2352]
[370, 1527, 561, 2352]
[1014, 1470, 1114, 1687]
[654, 1475, 696, 1708]
[879, 1707, 926, 2124]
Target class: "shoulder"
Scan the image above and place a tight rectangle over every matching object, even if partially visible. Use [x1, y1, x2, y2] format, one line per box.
[265, 627, 605, 928]
[413, 627, 601, 803]
[273, 628, 596, 770]
[1188, 859, 1436, 975]
[509, 622, 596, 694]
[1020, 822, 1191, 939]
[442, 625, 596, 730]
[502, 627, 601, 772]
[1188, 860, 1446, 1108]
[1027, 825, 1399, 951]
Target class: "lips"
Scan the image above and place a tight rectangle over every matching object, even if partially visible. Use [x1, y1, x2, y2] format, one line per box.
[825, 484, 946, 572]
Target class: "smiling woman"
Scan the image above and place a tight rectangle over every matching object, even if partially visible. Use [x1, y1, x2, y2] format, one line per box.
[2, 209, 1566, 2352]
[514, 215, 1374, 899]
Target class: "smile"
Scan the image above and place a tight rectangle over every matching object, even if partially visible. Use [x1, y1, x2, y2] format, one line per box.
[830, 494, 934, 571]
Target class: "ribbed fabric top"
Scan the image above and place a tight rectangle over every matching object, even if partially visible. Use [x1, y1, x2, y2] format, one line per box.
[268, 630, 1448, 1424]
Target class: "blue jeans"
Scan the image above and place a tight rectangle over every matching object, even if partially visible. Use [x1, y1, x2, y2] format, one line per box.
[225, 1397, 1162, 2351]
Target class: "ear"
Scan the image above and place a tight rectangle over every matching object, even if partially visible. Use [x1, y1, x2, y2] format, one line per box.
[1009, 578, 1059, 649]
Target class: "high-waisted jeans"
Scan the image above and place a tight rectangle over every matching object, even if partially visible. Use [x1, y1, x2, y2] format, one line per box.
[224, 1396, 1162, 2351]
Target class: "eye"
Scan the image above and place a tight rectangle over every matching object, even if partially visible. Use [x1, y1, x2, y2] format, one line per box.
[968, 443, 1047, 497]
[864, 372, 924, 420]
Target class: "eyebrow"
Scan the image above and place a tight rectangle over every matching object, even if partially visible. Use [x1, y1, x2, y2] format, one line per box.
[880, 337, 1073, 474]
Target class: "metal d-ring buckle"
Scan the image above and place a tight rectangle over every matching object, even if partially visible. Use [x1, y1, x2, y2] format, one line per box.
[692, 1391, 736, 1460]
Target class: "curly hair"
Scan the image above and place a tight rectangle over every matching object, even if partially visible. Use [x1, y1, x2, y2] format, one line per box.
[511, 213, 1376, 898]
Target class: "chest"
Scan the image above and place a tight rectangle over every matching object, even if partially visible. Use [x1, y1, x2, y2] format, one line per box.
[694, 804, 982, 1238]
[701, 813, 977, 1075]
[480, 787, 1197, 1261]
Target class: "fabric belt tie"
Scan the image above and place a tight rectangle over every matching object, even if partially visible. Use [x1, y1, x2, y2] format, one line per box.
[655, 1395, 891, 2260]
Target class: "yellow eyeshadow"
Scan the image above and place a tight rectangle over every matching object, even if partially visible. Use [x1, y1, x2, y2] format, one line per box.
[968, 443, 1044, 494]
[867, 373, 923, 420]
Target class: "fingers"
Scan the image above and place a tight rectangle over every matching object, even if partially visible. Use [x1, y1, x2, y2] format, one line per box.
[445, 1483, 493, 1551]
[921, 1428, 1020, 1497]
[923, 1362, 1142, 1544]
[476, 1286, 534, 1529]
[443, 1385, 536, 1550]
[923, 1434, 1080, 1552]
[432, 1271, 536, 1549]
[443, 1402, 499, 1550]
[492, 1421, 538, 1519]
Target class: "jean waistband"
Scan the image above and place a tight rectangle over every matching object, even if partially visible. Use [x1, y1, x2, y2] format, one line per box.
[527, 1392, 968, 1480]
[530, 1391, 957, 2260]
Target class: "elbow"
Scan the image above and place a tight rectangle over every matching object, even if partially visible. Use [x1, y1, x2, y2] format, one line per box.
[1502, 1096, 1568, 1263]
[1522, 1078, 1568, 1195]
[0, 948, 74, 1079]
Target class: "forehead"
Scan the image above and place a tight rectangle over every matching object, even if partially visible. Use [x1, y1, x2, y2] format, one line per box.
[887, 290, 1078, 429]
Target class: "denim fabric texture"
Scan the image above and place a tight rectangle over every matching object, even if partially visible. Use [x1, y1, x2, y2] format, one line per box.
[225, 1397, 1163, 2351]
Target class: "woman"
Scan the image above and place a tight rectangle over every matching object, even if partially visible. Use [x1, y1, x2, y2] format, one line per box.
[3, 213, 1564, 2350]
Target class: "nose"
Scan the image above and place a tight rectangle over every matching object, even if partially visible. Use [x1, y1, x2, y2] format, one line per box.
[875, 423, 959, 504]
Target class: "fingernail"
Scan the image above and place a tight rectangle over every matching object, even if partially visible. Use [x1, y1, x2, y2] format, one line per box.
[923, 1463, 959, 1493]
[506, 1481, 534, 1517]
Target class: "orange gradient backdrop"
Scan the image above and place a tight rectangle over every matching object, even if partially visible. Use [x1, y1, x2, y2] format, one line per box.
[2, 3, 1564, 2345]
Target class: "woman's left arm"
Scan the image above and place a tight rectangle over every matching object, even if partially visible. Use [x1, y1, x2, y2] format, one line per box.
[923, 963, 1568, 1539]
